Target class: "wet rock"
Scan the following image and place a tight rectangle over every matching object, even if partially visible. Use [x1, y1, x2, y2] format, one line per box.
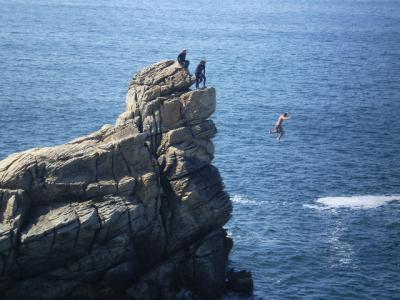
[225, 269, 254, 295]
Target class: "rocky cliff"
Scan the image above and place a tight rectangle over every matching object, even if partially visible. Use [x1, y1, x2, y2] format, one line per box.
[0, 60, 251, 299]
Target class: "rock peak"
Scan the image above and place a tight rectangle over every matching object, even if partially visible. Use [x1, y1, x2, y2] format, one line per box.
[0, 61, 252, 299]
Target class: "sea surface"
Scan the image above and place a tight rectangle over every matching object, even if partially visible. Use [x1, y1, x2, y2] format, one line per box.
[1, 0, 400, 299]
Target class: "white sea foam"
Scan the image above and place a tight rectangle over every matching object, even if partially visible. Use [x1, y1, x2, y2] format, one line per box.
[231, 195, 258, 205]
[314, 195, 400, 209]
[303, 203, 327, 211]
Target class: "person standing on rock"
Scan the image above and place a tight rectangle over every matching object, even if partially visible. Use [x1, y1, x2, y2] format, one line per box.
[177, 49, 190, 70]
[269, 112, 290, 142]
[195, 60, 206, 89]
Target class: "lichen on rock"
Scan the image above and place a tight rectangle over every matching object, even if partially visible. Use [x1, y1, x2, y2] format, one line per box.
[0, 60, 251, 299]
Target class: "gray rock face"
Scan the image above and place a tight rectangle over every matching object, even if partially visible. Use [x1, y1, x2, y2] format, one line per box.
[0, 60, 236, 299]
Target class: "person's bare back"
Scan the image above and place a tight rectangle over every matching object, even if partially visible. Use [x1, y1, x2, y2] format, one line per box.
[270, 112, 290, 142]
[275, 114, 289, 127]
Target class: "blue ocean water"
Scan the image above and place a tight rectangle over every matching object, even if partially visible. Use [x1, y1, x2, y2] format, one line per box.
[1, 0, 400, 298]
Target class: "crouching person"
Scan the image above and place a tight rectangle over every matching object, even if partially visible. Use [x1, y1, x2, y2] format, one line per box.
[177, 49, 190, 70]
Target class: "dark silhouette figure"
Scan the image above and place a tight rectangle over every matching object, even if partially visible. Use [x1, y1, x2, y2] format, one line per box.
[195, 60, 206, 89]
[177, 49, 190, 70]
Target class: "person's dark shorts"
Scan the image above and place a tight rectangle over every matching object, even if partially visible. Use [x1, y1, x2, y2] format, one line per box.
[179, 60, 190, 69]
[196, 73, 205, 81]
[275, 125, 284, 134]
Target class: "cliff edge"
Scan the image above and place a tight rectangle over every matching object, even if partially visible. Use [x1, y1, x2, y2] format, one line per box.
[0, 60, 252, 299]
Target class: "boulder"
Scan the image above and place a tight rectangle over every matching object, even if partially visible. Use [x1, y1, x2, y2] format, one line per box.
[0, 60, 251, 300]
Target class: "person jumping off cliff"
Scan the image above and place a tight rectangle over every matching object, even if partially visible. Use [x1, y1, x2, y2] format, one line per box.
[195, 60, 206, 89]
[177, 49, 190, 70]
[269, 112, 290, 142]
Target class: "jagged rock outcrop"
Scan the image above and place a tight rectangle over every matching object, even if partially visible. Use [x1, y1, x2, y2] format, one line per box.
[0, 60, 250, 299]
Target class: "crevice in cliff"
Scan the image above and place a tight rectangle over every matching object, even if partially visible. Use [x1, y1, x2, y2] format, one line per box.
[124, 204, 134, 237]
[71, 207, 82, 251]
[27, 169, 35, 194]
[158, 187, 172, 248]
[0, 253, 6, 275]
[87, 204, 102, 254]
[94, 153, 99, 183]
[117, 146, 133, 177]
[5, 231, 16, 275]
[111, 150, 119, 194]
[48, 228, 57, 256]
[136, 106, 143, 133]
[0, 192, 4, 217]
[144, 127, 174, 260]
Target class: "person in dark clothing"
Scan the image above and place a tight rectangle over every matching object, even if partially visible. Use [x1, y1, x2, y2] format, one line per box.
[177, 49, 190, 69]
[195, 60, 206, 89]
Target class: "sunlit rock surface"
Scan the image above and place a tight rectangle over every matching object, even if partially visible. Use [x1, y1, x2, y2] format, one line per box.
[0, 60, 251, 300]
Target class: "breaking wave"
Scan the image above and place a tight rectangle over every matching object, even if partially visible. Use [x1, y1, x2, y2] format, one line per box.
[231, 195, 258, 205]
[306, 195, 400, 210]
